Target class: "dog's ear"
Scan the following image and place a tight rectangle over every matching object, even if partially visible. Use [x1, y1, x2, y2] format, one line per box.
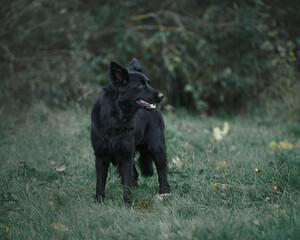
[129, 58, 143, 73]
[110, 61, 129, 90]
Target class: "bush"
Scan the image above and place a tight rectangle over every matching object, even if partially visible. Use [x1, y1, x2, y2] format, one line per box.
[1, 0, 299, 119]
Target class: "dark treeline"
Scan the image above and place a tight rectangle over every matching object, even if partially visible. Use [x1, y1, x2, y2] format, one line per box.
[1, 0, 299, 119]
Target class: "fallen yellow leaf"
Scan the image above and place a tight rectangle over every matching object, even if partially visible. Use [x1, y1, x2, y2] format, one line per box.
[213, 122, 230, 140]
[223, 122, 230, 135]
[55, 165, 66, 172]
[213, 127, 222, 140]
[278, 141, 294, 149]
[269, 141, 277, 149]
[222, 160, 227, 168]
[215, 160, 227, 170]
[52, 221, 68, 231]
[136, 200, 152, 212]
[211, 183, 230, 193]
[269, 141, 294, 150]
[170, 157, 183, 167]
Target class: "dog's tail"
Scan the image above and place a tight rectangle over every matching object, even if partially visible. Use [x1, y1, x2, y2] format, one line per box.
[138, 153, 154, 177]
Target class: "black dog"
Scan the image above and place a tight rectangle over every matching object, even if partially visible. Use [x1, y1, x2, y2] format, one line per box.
[91, 58, 170, 204]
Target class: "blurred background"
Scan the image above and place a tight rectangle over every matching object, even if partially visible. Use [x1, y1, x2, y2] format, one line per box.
[1, 0, 299, 120]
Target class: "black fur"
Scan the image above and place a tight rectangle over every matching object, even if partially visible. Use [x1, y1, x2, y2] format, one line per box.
[91, 58, 170, 204]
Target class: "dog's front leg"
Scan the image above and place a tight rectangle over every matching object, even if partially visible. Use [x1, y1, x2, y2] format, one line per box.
[132, 164, 139, 187]
[118, 158, 134, 205]
[95, 157, 110, 203]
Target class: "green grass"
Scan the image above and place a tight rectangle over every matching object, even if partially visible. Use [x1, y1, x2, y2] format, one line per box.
[1, 105, 300, 239]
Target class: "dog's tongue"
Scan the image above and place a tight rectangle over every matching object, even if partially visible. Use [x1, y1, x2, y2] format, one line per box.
[138, 99, 156, 109]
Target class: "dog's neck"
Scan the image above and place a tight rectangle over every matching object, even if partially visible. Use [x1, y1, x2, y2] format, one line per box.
[104, 85, 137, 123]
[118, 102, 137, 121]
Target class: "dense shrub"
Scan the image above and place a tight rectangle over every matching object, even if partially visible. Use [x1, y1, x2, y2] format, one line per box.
[1, 0, 299, 119]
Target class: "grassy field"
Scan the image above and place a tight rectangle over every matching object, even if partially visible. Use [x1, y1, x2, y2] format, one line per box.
[0, 104, 300, 239]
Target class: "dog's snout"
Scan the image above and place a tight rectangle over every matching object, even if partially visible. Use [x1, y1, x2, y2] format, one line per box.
[158, 93, 164, 100]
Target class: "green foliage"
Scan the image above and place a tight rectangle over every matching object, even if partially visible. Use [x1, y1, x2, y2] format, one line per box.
[1, 0, 299, 119]
[1, 107, 300, 239]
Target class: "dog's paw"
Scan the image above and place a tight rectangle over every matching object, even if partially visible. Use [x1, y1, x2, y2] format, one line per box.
[159, 185, 171, 194]
[132, 180, 139, 188]
[95, 194, 104, 203]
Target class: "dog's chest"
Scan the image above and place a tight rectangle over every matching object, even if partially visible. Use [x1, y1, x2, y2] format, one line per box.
[99, 123, 135, 153]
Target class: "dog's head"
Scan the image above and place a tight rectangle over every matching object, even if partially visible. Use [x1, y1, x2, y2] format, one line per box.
[109, 58, 163, 111]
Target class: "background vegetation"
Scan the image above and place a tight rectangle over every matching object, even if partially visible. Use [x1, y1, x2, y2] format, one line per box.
[1, 0, 300, 118]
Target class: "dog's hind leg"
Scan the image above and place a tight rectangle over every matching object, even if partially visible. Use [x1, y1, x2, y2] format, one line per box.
[151, 147, 171, 194]
[95, 157, 110, 203]
[132, 164, 139, 187]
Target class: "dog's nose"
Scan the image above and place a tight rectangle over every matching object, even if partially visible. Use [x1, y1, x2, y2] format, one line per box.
[158, 93, 164, 100]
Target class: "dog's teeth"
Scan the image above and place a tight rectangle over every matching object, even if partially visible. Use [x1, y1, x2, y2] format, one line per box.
[138, 99, 157, 108]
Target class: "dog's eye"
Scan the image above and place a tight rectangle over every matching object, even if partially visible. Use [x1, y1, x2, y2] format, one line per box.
[139, 83, 145, 88]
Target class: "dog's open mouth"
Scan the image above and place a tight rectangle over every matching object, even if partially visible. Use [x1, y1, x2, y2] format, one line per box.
[136, 99, 157, 109]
